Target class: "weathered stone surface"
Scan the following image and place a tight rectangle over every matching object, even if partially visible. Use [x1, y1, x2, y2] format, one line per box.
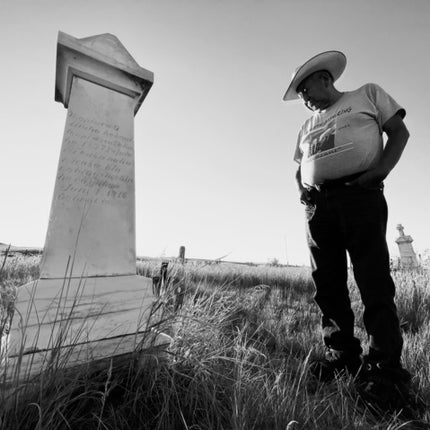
[11, 276, 155, 355]
[41, 77, 137, 278]
[6, 32, 160, 382]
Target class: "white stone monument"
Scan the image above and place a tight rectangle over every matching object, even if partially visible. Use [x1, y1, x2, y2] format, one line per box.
[8, 32, 157, 374]
[395, 224, 419, 269]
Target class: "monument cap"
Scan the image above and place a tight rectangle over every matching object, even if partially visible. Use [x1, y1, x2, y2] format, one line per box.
[55, 31, 153, 115]
[282, 50, 346, 101]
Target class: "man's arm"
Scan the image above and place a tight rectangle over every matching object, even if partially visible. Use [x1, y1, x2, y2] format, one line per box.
[296, 165, 313, 205]
[346, 113, 409, 187]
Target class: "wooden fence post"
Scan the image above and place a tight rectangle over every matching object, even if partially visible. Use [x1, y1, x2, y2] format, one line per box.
[178, 246, 186, 264]
[175, 246, 186, 310]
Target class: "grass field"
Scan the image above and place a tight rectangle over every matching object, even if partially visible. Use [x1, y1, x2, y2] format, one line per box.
[0, 254, 429, 429]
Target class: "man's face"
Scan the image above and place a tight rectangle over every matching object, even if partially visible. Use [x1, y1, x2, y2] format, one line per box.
[296, 71, 331, 112]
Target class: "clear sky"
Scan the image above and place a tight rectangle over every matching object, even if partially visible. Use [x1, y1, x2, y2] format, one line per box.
[1, 0, 429, 265]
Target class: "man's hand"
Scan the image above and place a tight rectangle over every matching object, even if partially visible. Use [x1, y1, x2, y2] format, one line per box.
[296, 166, 314, 205]
[345, 166, 388, 188]
[300, 188, 314, 205]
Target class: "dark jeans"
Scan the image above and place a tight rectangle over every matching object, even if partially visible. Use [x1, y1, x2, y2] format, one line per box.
[305, 182, 403, 366]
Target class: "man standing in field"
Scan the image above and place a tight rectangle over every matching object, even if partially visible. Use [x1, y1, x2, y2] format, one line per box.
[283, 51, 412, 412]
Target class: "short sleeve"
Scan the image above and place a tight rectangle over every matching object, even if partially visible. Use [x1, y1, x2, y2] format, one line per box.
[293, 130, 303, 164]
[365, 83, 406, 126]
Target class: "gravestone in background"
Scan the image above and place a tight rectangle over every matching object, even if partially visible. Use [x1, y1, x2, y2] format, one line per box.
[395, 224, 419, 269]
[7, 31, 158, 377]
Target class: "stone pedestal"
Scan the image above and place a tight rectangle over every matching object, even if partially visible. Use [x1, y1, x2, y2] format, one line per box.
[395, 224, 419, 269]
[8, 32, 157, 370]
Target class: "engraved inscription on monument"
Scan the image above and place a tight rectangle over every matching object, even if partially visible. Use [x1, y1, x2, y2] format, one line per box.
[56, 110, 134, 206]
[40, 77, 137, 278]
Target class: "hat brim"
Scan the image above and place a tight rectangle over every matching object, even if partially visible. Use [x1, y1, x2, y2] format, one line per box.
[283, 51, 346, 101]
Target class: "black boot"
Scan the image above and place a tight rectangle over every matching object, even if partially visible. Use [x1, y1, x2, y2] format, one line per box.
[309, 349, 362, 382]
[355, 357, 423, 418]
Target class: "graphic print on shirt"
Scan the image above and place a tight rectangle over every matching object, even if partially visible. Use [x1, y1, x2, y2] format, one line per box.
[301, 118, 353, 162]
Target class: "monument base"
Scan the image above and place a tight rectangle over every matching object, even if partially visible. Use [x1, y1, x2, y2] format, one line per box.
[10, 275, 157, 355]
[1, 275, 168, 384]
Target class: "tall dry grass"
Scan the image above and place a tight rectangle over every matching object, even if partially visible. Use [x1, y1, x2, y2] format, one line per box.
[0, 254, 429, 429]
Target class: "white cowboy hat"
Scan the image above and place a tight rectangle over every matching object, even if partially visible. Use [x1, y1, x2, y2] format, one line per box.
[283, 50, 347, 101]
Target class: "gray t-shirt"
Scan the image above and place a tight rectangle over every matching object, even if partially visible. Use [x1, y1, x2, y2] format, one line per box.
[294, 83, 405, 187]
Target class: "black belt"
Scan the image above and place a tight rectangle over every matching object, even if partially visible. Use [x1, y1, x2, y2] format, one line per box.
[314, 171, 365, 191]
